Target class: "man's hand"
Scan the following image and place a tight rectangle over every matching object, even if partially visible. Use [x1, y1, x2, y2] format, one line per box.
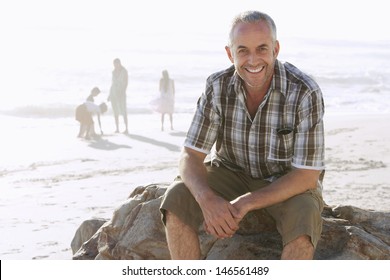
[230, 193, 251, 224]
[179, 147, 241, 239]
[198, 193, 240, 239]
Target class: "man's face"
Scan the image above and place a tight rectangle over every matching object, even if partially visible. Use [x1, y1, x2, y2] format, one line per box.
[225, 21, 279, 93]
[113, 60, 121, 69]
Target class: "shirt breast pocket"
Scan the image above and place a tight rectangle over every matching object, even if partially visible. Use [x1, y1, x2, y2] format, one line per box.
[267, 128, 294, 161]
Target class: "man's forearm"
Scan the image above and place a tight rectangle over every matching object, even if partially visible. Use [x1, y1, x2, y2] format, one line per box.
[232, 168, 321, 215]
[179, 147, 240, 238]
[179, 148, 214, 203]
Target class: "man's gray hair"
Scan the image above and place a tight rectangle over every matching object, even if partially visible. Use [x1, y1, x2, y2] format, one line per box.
[228, 11, 277, 46]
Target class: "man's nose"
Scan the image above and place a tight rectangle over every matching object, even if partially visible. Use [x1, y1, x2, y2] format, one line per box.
[248, 53, 259, 65]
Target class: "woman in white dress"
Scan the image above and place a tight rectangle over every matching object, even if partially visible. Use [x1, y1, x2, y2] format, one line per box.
[157, 70, 175, 131]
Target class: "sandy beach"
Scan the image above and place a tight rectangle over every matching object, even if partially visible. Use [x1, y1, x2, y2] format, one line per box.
[0, 112, 389, 260]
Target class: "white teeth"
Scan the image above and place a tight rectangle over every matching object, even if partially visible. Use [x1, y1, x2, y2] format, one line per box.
[246, 66, 264, 73]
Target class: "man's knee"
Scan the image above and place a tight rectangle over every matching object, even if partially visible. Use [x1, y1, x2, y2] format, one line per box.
[282, 235, 314, 260]
[160, 180, 203, 231]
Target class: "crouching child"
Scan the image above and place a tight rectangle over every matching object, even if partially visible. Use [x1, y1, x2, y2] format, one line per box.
[75, 102, 108, 139]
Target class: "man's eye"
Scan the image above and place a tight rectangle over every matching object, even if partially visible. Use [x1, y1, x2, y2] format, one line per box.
[258, 47, 268, 53]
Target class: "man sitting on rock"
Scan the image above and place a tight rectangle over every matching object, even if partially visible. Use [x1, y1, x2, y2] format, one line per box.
[159, 10, 325, 260]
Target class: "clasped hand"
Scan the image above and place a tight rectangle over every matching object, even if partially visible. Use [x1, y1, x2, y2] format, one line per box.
[200, 194, 244, 239]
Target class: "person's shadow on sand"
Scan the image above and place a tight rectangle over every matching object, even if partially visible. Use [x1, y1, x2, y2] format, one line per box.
[125, 133, 180, 152]
[88, 138, 132, 151]
[169, 131, 187, 137]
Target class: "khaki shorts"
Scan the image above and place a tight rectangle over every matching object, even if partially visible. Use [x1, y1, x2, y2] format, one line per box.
[160, 163, 324, 248]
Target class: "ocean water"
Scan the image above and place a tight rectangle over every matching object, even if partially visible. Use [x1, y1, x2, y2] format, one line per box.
[1, 32, 389, 119]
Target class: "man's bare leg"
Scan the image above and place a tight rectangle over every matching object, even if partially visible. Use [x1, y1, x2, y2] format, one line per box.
[165, 211, 201, 260]
[281, 235, 315, 260]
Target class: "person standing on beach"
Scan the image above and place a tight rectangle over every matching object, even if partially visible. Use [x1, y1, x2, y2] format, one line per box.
[160, 11, 325, 260]
[108, 58, 129, 134]
[158, 70, 175, 131]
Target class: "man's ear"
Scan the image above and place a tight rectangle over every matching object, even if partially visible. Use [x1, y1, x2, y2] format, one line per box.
[225, 46, 234, 63]
[273, 40, 280, 59]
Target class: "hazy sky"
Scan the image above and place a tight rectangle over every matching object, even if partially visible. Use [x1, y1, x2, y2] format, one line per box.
[1, 0, 389, 100]
[2, 0, 390, 41]
[2, 0, 389, 65]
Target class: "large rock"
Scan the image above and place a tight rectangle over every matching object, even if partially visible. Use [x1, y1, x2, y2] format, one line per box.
[71, 184, 390, 260]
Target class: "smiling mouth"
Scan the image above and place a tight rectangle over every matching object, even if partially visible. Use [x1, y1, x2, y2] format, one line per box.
[245, 66, 265, 73]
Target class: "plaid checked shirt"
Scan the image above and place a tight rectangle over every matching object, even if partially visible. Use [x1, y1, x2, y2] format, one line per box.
[184, 60, 325, 181]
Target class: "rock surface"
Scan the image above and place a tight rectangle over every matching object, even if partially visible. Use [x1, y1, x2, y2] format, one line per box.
[71, 184, 390, 260]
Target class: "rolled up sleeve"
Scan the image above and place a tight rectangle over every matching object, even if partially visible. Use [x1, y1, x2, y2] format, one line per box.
[292, 89, 325, 170]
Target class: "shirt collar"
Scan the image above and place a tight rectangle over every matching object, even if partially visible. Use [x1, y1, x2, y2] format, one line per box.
[271, 59, 288, 97]
[228, 68, 242, 95]
[229, 59, 288, 97]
